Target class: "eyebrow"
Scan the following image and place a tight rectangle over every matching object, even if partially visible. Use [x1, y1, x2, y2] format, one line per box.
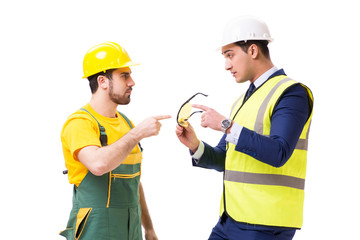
[222, 49, 233, 55]
[120, 72, 131, 76]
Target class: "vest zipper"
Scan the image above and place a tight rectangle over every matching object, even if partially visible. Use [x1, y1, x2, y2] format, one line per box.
[111, 172, 141, 180]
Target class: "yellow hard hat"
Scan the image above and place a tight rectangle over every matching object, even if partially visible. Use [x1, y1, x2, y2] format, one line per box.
[82, 42, 140, 78]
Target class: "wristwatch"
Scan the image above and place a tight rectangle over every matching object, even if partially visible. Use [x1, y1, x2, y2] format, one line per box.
[221, 118, 232, 133]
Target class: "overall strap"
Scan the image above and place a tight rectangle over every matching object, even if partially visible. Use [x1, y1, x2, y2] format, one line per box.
[117, 111, 134, 129]
[80, 108, 108, 146]
[117, 111, 143, 152]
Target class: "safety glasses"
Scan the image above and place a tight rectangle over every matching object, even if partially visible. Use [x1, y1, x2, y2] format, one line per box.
[177, 92, 208, 127]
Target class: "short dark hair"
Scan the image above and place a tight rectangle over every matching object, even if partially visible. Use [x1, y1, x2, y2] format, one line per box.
[234, 40, 270, 59]
[87, 69, 116, 94]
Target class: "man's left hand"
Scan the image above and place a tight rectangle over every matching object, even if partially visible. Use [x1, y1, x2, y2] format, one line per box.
[145, 229, 158, 240]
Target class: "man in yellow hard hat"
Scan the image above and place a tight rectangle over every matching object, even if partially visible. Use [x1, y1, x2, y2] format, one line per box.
[60, 42, 170, 240]
[176, 16, 313, 239]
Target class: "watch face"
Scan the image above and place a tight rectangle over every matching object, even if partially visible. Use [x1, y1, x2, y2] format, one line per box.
[222, 119, 231, 129]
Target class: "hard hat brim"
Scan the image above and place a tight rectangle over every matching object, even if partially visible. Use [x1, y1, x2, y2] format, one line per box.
[82, 61, 140, 79]
[216, 38, 273, 52]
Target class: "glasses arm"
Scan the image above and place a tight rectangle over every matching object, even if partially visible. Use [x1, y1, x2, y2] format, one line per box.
[189, 110, 203, 118]
[185, 92, 208, 103]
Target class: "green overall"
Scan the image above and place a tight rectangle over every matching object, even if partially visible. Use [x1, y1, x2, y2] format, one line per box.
[60, 109, 143, 240]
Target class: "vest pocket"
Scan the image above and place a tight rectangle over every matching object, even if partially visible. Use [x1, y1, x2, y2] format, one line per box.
[75, 208, 92, 240]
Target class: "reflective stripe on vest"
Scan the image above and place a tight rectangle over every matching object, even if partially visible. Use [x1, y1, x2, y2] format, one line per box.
[224, 170, 305, 190]
[221, 75, 313, 228]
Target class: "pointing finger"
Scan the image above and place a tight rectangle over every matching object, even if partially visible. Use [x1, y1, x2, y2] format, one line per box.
[153, 115, 172, 121]
[192, 104, 210, 111]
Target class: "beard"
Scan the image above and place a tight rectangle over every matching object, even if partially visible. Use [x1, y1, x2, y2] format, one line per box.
[108, 81, 131, 105]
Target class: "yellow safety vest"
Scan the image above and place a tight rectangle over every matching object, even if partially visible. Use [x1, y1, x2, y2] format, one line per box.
[220, 75, 313, 228]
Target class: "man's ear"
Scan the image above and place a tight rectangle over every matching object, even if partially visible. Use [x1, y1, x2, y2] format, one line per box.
[97, 75, 108, 90]
[248, 44, 259, 59]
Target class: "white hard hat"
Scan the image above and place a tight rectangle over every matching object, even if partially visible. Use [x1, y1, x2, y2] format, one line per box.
[219, 16, 273, 49]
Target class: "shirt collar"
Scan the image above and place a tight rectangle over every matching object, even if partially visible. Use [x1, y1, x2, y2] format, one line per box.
[253, 66, 278, 88]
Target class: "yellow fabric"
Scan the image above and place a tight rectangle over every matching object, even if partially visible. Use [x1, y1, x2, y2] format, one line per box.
[75, 208, 92, 239]
[61, 104, 141, 186]
[221, 76, 313, 228]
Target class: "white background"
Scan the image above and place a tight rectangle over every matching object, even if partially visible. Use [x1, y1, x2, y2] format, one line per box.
[1, 0, 359, 239]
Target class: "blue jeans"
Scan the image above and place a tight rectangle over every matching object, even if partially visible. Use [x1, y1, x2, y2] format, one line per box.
[208, 215, 296, 240]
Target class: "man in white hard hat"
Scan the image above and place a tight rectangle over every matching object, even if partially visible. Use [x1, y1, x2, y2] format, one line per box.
[176, 16, 313, 240]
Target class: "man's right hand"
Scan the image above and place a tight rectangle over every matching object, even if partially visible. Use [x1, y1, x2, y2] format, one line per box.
[132, 115, 171, 140]
[175, 122, 200, 153]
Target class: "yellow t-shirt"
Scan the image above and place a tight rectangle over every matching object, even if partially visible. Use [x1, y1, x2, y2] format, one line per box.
[61, 104, 140, 186]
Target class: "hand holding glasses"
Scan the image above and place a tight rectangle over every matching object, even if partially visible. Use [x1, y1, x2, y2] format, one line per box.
[177, 92, 208, 127]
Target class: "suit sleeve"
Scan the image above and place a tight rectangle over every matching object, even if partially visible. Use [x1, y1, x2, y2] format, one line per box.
[192, 134, 227, 172]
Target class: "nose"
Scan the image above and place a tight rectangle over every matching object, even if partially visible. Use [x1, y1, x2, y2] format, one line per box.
[127, 76, 135, 87]
[225, 59, 232, 71]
